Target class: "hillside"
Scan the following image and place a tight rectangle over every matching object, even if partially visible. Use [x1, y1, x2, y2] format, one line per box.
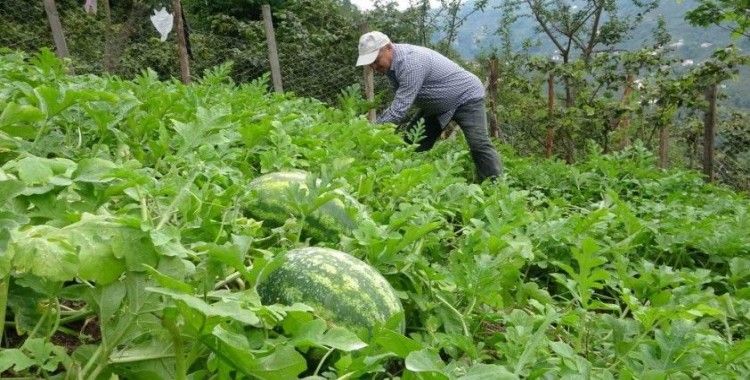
[450, 0, 749, 108]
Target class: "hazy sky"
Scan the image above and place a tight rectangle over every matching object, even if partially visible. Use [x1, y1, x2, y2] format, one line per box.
[349, 0, 441, 11]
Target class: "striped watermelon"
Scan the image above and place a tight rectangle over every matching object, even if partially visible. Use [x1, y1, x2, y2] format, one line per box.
[245, 171, 365, 243]
[257, 247, 404, 334]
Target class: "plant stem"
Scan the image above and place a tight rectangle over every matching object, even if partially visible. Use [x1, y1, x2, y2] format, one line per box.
[156, 171, 200, 230]
[78, 344, 102, 380]
[59, 309, 94, 325]
[313, 347, 335, 377]
[164, 317, 187, 380]
[0, 279, 8, 346]
[46, 298, 61, 340]
[137, 186, 150, 224]
[435, 293, 470, 337]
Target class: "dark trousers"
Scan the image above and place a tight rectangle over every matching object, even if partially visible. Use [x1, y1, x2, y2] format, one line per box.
[403, 99, 503, 181]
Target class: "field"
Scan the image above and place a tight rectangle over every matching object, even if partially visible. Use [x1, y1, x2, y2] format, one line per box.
[1, 50, 750, 379]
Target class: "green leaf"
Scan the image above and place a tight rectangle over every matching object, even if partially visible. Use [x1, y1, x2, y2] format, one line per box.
[405, 349, 446, 373]
[73, 158, 118, 183]
[0, 179, 26, 202]
[458, 363, 517, 380]
[6, 226, 78, 282]
[0, 102, 44, 139]
[549, 341, 576, 359]
[248, 344, 307, 380]
[16, 156, 54, 185]
[374, 328, 423, 357]
[147, 287, 261, 326]
[320, 326, 368, 351]
[0, 348, 35, 372]
[142, 265, 193, 293]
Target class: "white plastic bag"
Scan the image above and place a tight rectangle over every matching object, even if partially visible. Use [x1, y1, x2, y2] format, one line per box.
[83, 0, 97, 14]
[150, 7, 174, 42]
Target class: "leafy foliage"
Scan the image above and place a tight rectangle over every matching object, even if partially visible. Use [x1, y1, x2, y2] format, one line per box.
[1, 49, 750, 378]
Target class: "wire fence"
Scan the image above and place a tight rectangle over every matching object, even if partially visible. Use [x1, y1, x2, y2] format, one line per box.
[0, 0, 373, 105]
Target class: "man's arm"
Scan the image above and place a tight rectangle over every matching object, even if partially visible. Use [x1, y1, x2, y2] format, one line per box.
[376, 58, 427, 124]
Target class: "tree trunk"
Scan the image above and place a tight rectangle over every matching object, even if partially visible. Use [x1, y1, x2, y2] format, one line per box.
[487, 56, 501, 139]
[546, 72, 555, 157]
[659, 124, 669, 169]
[703, 84, 718, 181]
[613, 73, 635, 151]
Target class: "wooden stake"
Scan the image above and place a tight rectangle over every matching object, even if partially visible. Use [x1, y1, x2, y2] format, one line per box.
[42, 0, 71, 60]
[360, 22, 376, 122]
[262, 4, 283, 93]
[172, 0, 191, 84]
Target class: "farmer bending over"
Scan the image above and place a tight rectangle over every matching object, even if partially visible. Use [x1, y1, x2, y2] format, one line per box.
[356, 31, 503, 181]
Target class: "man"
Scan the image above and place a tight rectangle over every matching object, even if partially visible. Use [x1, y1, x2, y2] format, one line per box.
[356, 31, 503, 181]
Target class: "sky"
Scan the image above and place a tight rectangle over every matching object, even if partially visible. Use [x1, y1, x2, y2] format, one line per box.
[349, 0, 441, 11]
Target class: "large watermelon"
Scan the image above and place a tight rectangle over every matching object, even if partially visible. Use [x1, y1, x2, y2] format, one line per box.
[257, 247, 404, 334]
[244, 171, 365, 242]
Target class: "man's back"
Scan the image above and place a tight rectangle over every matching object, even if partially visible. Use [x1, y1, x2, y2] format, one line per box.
[382, 43, 484, 126]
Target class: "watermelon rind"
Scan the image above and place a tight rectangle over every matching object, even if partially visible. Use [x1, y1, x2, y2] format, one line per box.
[257, 247, 405, 334]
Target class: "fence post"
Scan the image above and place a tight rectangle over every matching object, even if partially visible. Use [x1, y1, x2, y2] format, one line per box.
[545, 72, 555, 158]
[486, 54, 501, 139]
[703, 83, 718, 181]
[262, 4, 283, 93]
[42, 0, 71, 61]
[360, 22, 376, 122]
[172, 0, 191, 84]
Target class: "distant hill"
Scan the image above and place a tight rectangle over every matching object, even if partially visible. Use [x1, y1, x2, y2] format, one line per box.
[452, 0, 747, 57]
[446, 0, 749, 109]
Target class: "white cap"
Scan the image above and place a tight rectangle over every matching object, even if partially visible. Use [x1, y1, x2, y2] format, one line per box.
[356, 31, 391, 66]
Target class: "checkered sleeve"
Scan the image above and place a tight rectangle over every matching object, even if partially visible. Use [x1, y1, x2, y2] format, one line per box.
[376, 59, 427, 124]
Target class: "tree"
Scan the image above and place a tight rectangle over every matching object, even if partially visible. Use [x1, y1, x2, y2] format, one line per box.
[686, 0, 750, 39]
[517, 0, 659, 105]
[435, 0, 488, 57]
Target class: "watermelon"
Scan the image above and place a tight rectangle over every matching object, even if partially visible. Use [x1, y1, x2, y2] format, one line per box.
[257, 247, 404, 334]
[244, 171, 366, 243]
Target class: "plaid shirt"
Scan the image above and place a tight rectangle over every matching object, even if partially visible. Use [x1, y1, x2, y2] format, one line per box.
[376, 43, 485, 127]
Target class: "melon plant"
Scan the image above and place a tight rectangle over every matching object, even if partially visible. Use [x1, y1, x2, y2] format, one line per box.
[257, 247, 405, 334]
[244, 170, 366, 242]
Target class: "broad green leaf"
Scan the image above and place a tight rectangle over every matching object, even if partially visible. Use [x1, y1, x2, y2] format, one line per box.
[204, 325, 258, 375]
[73, 158, 118, 183]
[142, 265, 193, 293]
[0, 348, 35, 372]
[0, 102, 44, 139]
[4, 215, 156, 283]
[374, 328, 423, 357]
[147, 287, 261, 326]
[0, 179, 25, 202]
[6, 226, 78, 282]
[459, 363, 517, 380]
[405, 349, 446, 373]
[320, 326, 368, 351]
[16, 156, 53, 185]
[248, 344, 307, 380]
